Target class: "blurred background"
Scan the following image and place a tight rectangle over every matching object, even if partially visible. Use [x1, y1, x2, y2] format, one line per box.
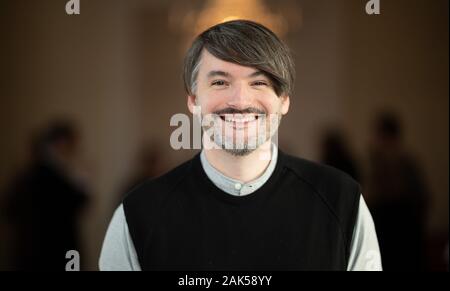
[0, 0, 448, 271]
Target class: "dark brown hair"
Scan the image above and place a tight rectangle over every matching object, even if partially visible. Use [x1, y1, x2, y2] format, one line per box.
[183, 20, 295, 97]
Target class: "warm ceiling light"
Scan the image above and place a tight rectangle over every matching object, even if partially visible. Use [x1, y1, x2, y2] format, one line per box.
[169, 0, 302, 44]
[193, 0, 287, 37]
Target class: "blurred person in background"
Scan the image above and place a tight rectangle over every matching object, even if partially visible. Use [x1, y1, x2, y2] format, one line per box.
[367, 112, 429, 271]
[320, 129, 361, 182]
[4, 119, 89, 270]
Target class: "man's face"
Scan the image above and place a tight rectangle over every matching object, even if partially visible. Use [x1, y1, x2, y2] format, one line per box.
[188, 49, 290, 156]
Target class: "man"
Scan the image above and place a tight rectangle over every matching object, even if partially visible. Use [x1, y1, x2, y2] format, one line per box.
[99, 20, 382, 271]
[6, 120, 88, 270]
[368, 112, 428, 270]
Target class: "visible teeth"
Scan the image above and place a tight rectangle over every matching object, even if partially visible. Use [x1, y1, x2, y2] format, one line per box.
[223, 115, 256, 123]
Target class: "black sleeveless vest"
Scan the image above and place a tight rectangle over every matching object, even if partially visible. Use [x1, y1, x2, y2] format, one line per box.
[123, 150, 360, 270]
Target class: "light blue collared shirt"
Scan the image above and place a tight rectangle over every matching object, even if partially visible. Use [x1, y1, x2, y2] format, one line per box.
[199, 144, 278, 196]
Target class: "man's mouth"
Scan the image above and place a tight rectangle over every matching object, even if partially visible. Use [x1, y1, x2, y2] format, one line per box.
[219, 114, 259, 122]
[218, 114, 261, 130]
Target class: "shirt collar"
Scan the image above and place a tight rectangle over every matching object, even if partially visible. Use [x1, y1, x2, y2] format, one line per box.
[200, 144, 278, 196]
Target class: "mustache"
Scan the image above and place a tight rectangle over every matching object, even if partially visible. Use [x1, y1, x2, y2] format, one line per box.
[213, 107, 266, 115]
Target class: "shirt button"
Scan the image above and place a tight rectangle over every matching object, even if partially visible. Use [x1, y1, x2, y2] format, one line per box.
[234, 183, 242, 190]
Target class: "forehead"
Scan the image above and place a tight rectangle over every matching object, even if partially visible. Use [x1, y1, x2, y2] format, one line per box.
[198, 49, 261, 78]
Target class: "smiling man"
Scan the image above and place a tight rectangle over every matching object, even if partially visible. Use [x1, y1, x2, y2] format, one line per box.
[99, 20, 382, 271]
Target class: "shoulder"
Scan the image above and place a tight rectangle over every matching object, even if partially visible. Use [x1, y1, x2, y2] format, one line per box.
[279, 151, 361, 219]
[122, 154, 196, 214]
[281, 151, 360, 193]
[279, 150, 361, 259]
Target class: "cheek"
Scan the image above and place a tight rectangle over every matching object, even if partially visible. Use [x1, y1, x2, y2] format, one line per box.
[259, 98, 281, 114]
[196, 97, 218, 115]
[198, 92, 228, 114]
[252, 89, 281, 111]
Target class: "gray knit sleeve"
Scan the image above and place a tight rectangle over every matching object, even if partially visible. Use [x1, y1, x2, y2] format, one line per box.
[347, 195, 383, 271]
[99, 204, 141, 271]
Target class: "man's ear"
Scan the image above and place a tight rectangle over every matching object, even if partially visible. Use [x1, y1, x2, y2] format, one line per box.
[280, 95, 290, 115]
[187, 95, 196, 114]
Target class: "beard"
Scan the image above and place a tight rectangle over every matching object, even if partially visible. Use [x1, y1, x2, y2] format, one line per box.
[202, 107, 281, 156]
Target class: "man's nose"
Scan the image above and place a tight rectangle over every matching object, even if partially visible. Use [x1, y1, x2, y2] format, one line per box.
[226, 83, 253, 109]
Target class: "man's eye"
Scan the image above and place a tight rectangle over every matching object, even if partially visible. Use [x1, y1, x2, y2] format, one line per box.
[252, 81, 269, 86]
[211, 80, 228, 86]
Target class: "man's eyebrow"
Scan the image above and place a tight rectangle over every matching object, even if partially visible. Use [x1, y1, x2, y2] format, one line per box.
[206, 70, 268, 79]
[207, 70, 230, 78]
[247, 70, 266, 78]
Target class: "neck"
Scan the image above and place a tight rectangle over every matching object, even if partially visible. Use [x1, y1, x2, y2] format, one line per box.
[203, 138, 273, 183]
